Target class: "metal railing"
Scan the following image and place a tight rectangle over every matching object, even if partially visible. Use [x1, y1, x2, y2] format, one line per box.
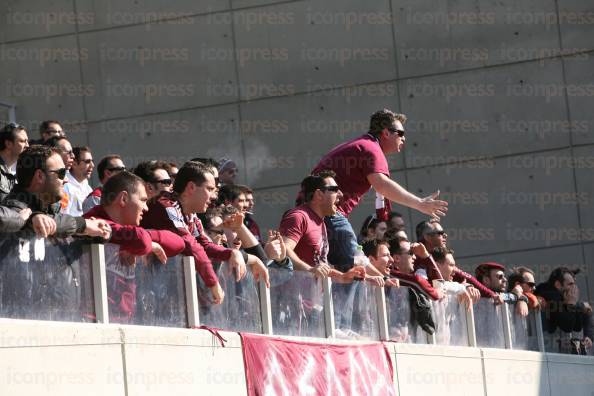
[1, 236, 586, 355]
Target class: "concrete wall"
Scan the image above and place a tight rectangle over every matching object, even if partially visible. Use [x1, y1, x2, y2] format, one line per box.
[1, 1, 593, 296]
[1, 319, 594, 395]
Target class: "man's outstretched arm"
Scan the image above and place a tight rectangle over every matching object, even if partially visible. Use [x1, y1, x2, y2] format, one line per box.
[367, 172, 448, 218]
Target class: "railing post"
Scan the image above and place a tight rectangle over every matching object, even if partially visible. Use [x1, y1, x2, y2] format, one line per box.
[501, 303, 514, 349]
[182, 256, 200, 328]
[90, 244, 109, 324]
[259, 279, 273, 335]
[534, 310, 546, 352]
[322, 277, 335, 338]
[466, 302, 477, 347]
[375, 286, 389, 341]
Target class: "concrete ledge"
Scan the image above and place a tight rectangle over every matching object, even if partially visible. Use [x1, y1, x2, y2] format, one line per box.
[1, 318, 594, 395]
[0, 318, 123, 347]
[481, 347, 548, 362]
[393, 342, 482, 358]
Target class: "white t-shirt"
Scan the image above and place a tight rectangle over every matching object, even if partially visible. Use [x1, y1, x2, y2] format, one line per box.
[62, 171, 93, 216]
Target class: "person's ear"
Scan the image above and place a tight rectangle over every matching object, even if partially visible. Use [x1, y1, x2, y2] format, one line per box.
[31, 169, 43, 186]
[187, 181, 197, 193]
[554, 280, 561, 290]
[118, 191, 129, 207]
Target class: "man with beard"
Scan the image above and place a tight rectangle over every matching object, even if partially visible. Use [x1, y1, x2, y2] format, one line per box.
[476, 262, 529, 316]
[45, 136, 79, 213]
[3, 145, 111, 238]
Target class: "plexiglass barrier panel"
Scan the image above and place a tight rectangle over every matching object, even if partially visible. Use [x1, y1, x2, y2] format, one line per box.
[431, 291, 469, 346]
[0, 236, 94, 322]
[332, 281, 380, 340]
[198, 261, 262, 333]
[104, 244, 187, 327]
[269, 268, 325, 338]
[543, 329, 593, 355]
[508, 305, 539, 351]
[385, 286, 428, 344]
[474, 298, 506, 348]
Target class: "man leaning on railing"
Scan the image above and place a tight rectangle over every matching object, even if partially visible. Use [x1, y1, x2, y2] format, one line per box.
[83, 171, 186, 322]
[2, 145, 111, 239]
[535, 267, 593, 354]
[475, 262, 530, 317]
[279, 172, 366, 283]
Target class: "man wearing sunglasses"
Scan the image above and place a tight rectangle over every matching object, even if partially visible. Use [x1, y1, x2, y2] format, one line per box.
[280, 171, 365, 282]
[508, 267, 540, 309]
[82, 154, 126, 214]
[476, 262, 529, 317]
[61, 146, 94, 216]
[30, 120, 65, 145]
[310, 109, 448, 274]
[3, 145, 111, 239]
[133, 160, 173, 199]
[0, 123, 29, 201]
[386, 236, 441, 300]
[415, 219, 487, 303]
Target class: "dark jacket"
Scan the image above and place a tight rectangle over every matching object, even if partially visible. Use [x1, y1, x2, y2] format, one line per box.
[0, 205, 28, 233]
[0, 156, 16, 202]
[2, 185, 86, 237]
[535, 282, 593, 337]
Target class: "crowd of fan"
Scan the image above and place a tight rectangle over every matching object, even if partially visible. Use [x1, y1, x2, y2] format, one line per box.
[0, 118, 591, 354]
[358, 208, 593, 353]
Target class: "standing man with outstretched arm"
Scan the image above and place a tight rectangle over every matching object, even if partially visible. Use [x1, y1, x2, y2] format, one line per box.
[310, 109, 448, 272]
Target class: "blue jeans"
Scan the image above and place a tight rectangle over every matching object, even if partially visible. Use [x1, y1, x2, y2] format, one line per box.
[325, 213, 358, 273]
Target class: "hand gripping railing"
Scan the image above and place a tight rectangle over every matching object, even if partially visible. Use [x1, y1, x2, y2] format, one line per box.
[0, 239, 554, 352]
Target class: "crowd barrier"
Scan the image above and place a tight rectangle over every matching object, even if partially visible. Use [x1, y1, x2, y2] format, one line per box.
[269, 267, 326, 338]
[0, 236, 590, 355]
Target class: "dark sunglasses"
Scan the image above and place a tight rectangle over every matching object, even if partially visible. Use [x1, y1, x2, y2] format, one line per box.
[429, 230, 447, 236]
[387, 127, 405, 137]
[46, 168, 67, 180]
[154, 178, 172, 186]
[107, 166, 126, 172]
[523, 281, 536, 288]
[320, 185, 340, 193]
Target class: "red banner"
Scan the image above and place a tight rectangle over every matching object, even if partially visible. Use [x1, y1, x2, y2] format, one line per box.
[241, 333, 396, 395]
